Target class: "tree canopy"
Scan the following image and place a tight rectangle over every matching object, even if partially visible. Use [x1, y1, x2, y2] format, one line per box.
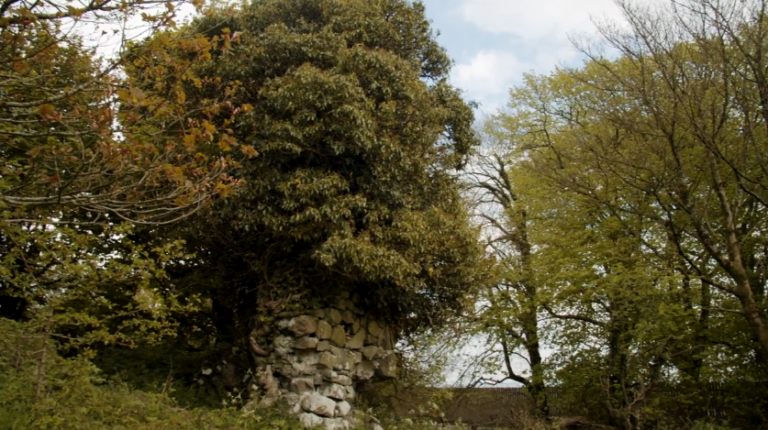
[139, 0, 486, 346]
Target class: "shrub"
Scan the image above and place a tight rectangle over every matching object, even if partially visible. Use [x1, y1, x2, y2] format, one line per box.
[0, 318, 303, 430]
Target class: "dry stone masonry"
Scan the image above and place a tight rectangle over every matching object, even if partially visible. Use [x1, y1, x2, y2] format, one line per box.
[246, 294, 397, 429]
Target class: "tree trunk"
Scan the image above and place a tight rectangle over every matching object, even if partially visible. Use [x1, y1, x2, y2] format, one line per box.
[736, 284, 768, 363]
[526, 341, 550, 418]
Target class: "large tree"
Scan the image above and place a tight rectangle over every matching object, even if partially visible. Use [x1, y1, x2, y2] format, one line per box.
[477, 0, 768, 426]
[564, 0, 768, 366]
[463, 139, 550, 419]
[146, 0, 485, 347]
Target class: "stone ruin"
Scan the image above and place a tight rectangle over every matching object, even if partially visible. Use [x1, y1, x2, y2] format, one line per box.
[244, 294, 397, 429]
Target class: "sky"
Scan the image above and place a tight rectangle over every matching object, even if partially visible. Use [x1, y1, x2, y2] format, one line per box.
[419, 0, 631, 115]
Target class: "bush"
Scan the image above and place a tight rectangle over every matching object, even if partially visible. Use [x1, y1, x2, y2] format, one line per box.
[0, 318, 303, 430]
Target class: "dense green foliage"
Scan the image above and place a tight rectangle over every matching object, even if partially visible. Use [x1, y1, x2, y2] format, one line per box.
[0, 317, 471, 430]
[141, 0, 485, 347]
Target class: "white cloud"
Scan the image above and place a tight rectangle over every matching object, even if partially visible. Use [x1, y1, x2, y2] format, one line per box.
[459, 0, 625, 41]
[446, 0, 630, 113]
[453, 51, 519, 96]
[451, 50, 521, 112]
[451, 46, 581, 113]
[446, 1, 668, 113]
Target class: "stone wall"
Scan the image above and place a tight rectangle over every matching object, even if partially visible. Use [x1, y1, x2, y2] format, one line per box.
[247, 295, 396, 429]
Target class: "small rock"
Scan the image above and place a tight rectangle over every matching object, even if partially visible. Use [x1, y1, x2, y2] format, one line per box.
[294, 336, 319, 350]
[341, 310, 355, 324]
[367, 320, 381, 337]
[288, 315, 318, 337]
[348, 303, 362, 315]
[333, 350, 356, 371]
[316, 320, 333, 340]
[360, 346, 380, 361]
[380, 327, 393, 350]
[372, 424, 384, 430]
[330, 325, 346, 347]
[321, 382, 347, 400]
[344, 385, 355, 402]
[317, 340, 331, 352]
[313, 309, 326, 319]
[299, 412, 325, 428]
[301, 393, 336, 418]
[275, 360, 301, 378]
[325, 308, 342, 326]
[258, 366, 280, 407]
[365, 330, 377, 346]
[299, 351, 320, 364]
[355, 361, 375, 380]
[335, 401, 352, 417]
[345, 329, 366, 350]
[378, 353, 397, 379]
[340, 299, 354, 312]
[323, 417, 349, 430]
[285, 392, 301, 408]
[319, 351, 336, 369]
[273, 335, 295, 356]
[314, 373, 324, 386]
[291, 377, 315, 395]
[258, 365, 279, 393]
[320, 368, 337, 381]
[292, 361, 315, 375]
[332, 374, 352, 386]
[292, 352, 321, 374]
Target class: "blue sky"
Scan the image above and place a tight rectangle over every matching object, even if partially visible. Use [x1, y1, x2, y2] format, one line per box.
[419, 0, 631, 115]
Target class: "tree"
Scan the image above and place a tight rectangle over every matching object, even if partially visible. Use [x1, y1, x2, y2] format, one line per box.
[463, 135, 550, 418]
[482, 0, 768, 426]
[0, 0, 253, 350]
[0, 0, 247, 225]
[471, 110, 690, 428]
[138, 0, 485, 349]
[562, 0, 768, 365]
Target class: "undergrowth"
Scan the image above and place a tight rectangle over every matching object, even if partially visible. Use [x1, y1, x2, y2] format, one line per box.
[0, 318, 742, 430]
[0, 318, 300, 430]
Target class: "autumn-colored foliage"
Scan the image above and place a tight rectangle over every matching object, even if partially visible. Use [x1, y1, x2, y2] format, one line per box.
[0, 0, 254, 349]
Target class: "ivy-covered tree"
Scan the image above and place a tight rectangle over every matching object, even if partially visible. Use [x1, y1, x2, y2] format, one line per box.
[146, 0, 486, 348]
